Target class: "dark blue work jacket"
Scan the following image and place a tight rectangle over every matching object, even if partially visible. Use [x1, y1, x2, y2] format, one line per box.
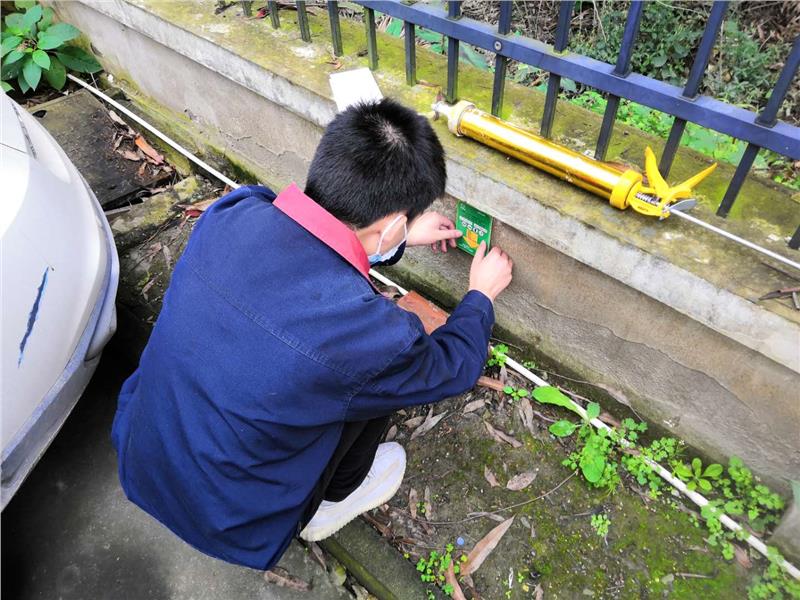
[111, 183, 495, 570]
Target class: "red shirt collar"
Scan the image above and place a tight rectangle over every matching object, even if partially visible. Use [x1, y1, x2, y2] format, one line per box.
[273, 183, 375, 289]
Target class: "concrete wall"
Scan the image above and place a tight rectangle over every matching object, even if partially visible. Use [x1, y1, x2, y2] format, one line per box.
[54, 0, 800, 500]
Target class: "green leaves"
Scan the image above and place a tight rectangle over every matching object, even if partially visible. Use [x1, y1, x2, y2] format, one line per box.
[21, 55, 41, 90]
[22, 4, 42, 31]
[3, 48, 25, 65]
[549, 420, 577, 438]
[586, 402, 600, 421]
[43, 55, 65, 89]
[37, 22, 79, 50]
[32, 48, 49, 69]
[532, 386, 579, 415]
[1, 2, 100, 94]
[580, 450, 606, 484]
[39, 7, 54, 31]
[674, 462, 692, 480]
[56, 46, 100, 73]
[1, 81, 12, 92]
[2, 35, 22, 57]
[4, 13, 27, 36]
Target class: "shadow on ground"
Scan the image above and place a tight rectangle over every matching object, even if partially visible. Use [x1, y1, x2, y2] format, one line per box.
[0, 347, 350, 600]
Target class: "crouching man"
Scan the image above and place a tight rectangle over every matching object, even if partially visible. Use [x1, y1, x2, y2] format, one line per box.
[111, 98, 513, 570]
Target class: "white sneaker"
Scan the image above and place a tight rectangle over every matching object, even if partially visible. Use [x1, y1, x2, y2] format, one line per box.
[300, 442, 406, 542]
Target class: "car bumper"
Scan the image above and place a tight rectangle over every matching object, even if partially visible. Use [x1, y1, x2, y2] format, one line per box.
[1, 178, 119, 510]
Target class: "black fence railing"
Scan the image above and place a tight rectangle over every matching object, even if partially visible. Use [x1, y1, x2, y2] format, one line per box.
[261, 0, 800, 251]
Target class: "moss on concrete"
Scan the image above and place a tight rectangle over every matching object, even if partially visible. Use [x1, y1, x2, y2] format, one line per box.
[386, 389, 752, 599]
[138, 0, 798, 231]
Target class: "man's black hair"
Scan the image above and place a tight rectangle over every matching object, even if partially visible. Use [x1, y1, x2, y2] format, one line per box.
[304, 97, 446, 228]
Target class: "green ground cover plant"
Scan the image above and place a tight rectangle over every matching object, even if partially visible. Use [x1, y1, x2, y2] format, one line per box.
[481, 347, 798, 598]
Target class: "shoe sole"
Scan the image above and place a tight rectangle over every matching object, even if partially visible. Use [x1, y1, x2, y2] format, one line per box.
[299, 454, 405, 542]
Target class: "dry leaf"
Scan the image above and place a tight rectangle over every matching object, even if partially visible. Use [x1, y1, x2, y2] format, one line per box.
[107, 109, 128, 127]
[411, 409, 446, 440]
[409, 488, 418, 519]
[469, 511, 506, 522]
[484, 465, 499, 488]
[112, 134, 124, 150]
[308, 542, 326, 570]
[445, 562, 467, 600]
[461, 517, 515, 577]
[135, 135, 164, 164]
[119, 149, 141, 161]
[403, 415, 425, 429]
[263, 567, 310, 591]
[499, 364, 508, 385]
[385, 424, 397, 442]
[484, 421, 522, 448]
[733, 544, 752, 569]
[506, 471, 537, 491]
[162, 244, 173, 269]
[423, 486, 434, 520]
[361, 512, 392, 537]
[534, 583, 544, 600]
[137, 162, 148, 177]
[141, 278, 156, 300]
[518, 398, 535, 434]
[463, 399, 486, 413]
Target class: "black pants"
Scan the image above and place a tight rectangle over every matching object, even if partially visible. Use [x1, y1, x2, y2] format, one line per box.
[299, 415, 390, 529]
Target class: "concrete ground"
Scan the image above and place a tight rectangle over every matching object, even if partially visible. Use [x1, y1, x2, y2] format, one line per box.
[0, 350, 352, 600]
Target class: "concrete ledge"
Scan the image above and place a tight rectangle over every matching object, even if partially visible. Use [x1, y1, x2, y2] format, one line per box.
[72, 0, 800, 369]
[320, 519, 438, 600]
[53, 0, 800, 491]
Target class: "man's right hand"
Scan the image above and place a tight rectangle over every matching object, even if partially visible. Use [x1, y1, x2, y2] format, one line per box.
[468, 241, 513, 302]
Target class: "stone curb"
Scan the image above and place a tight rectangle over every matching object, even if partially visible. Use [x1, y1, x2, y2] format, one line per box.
[320, 519, 442, 600]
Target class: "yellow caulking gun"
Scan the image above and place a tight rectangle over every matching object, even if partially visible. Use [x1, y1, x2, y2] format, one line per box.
[432, 100, 716, 219]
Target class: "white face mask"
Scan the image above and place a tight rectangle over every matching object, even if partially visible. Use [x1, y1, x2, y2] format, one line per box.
[368, 215, 407, 265]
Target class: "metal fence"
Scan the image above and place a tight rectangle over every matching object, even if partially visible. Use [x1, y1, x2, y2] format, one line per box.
[262, 0, 800, 251]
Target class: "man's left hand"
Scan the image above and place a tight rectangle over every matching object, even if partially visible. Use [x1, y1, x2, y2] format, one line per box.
[407, 212, 462, 253]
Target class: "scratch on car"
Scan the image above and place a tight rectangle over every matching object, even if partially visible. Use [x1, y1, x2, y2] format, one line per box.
[18, 267, 50, 367]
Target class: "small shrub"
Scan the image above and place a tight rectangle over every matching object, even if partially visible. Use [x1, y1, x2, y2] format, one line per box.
[1, 0, 101, 94]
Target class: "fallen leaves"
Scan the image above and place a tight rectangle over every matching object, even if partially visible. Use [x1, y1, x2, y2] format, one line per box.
[135, 135, 164, 164]
[517, 398, 535, 434]
[484, 421, 522, 448]
[307, 541, 326, 570]
[409, 488, 418, 519]
[107, 108, 170, 178]
[403, 415, 425, 429]
[506, 471, 537, 491]
[107, 109, 128, 128]
[411, 407, 447, 440]
[119, 149, 141, 162]
[423, 486, 434, 520]
[484, 465, 499, 488]
[263, 567, 310, 591]
[181, 197, 218, 219]
[733, 544, 752, 569]
[463, 399, 486, 414]
[445, 562, 467, 600]
[461, 516, 515, 577]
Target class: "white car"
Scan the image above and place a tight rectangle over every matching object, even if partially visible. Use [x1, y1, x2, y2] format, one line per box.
[1, 91, 119, 509]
